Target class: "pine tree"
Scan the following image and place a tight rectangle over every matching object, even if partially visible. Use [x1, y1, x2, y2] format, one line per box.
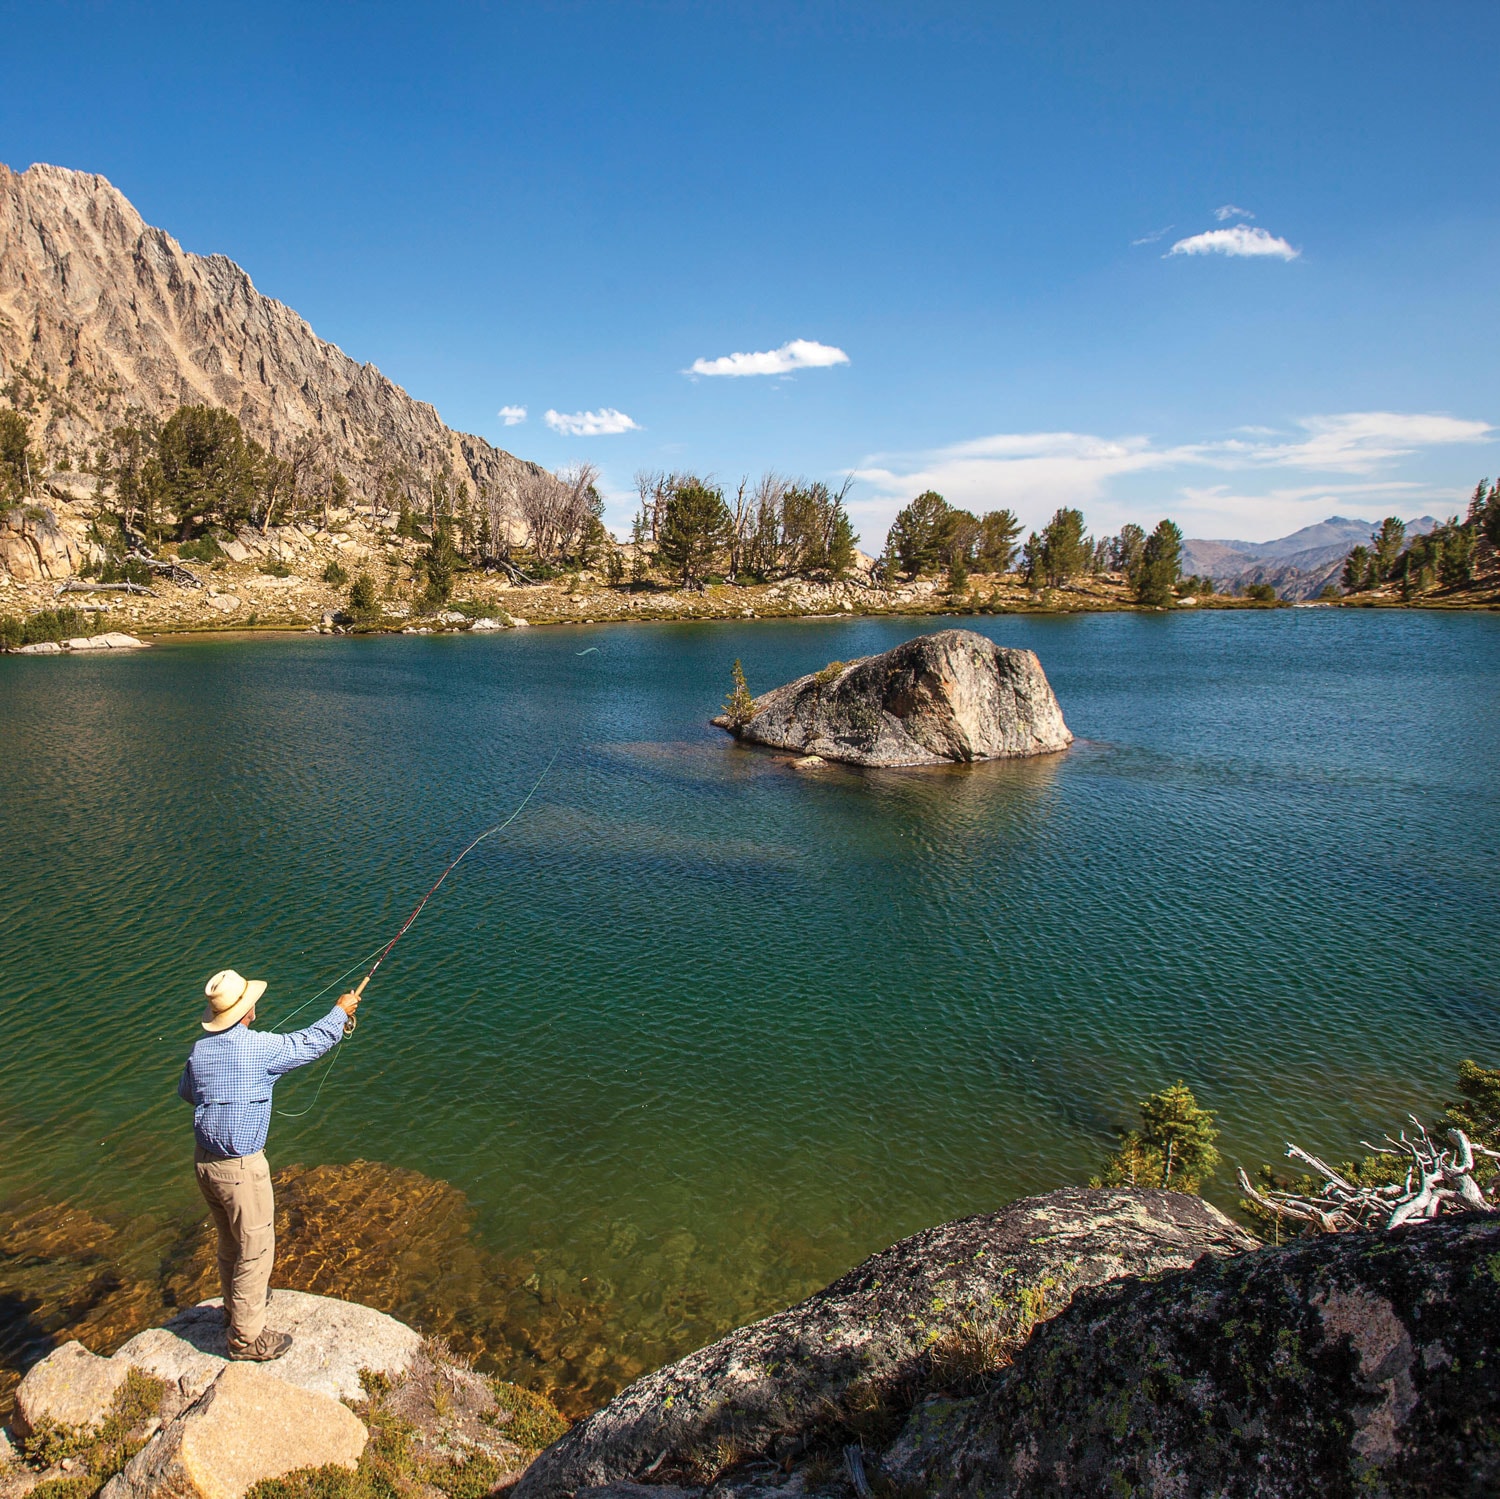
[723, 659, 755, 728]
[881, 537, 901, 588]
[976, 509, 1022, 573]
[1134, 519, 1183, 606]
[1371, 517, 1405, 583]
[657, 481, 730, 587]
[421, 517, 459, 606]
[1093, 1082, 1219, 1194]
[630, 508, 651, 586]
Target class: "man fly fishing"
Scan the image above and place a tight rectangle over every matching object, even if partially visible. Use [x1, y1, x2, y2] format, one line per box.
[178, 969, 360, 1361]
[174, 758, 557, 1359]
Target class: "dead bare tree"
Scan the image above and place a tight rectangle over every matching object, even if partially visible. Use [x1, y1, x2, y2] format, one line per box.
[727, 476, 753, 579]
[516, 464, 602, 565]
[555, 462, 602, 561]
[260, 432, 327, 534]
[1238, 1117, 1499, 1233]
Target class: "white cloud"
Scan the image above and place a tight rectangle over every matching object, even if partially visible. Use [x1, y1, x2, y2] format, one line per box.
[849, 412, 1492, 545]
[1167, 225, 1299, 260]
[1131, 224, 1174, 246]
[1232, 412, 1494, 473]
[688, 338, 850, 378]
[1213, 204, 1255, 222]
[497, 405, 527, 426]
[543, 407, 641, 437]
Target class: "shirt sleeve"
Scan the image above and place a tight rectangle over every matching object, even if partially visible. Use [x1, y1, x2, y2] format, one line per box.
[178, 1059, 195, 1103]
[261, 1006, 349, 1078]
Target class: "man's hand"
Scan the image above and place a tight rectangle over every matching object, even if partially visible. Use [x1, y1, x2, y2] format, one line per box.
[336, 991, 361, 1018]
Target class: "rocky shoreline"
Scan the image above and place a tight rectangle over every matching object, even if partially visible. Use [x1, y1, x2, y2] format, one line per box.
[0, 493, 1326, 655]
[4, 1187, 1494, 1499]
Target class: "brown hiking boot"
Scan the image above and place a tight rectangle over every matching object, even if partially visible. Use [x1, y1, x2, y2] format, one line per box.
[228, 1329, 293, 1362]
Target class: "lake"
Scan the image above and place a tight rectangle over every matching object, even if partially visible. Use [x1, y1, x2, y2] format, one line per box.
[2, 608, 1497, 1401]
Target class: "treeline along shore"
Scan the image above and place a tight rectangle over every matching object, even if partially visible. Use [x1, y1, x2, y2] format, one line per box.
[3, 402, 1497, 650]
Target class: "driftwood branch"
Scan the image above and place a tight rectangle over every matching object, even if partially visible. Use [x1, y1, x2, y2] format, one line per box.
[55, 579, 157, 597]
[843, 1446, 873, 1499]
[1238, 1118, 1498, 1233]
[129, 556, 203, 588]
[495, 558, 539, 586]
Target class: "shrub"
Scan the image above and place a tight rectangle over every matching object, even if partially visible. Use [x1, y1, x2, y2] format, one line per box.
[98, 557, 155, 588]
[2, 607, 110, 648]
[1244, 582, 1278, 602]
[347, 573, 379, 620]
[178, 535, 223, 563]
[260, 558, 292, 578]
[322, 559, 349, 586]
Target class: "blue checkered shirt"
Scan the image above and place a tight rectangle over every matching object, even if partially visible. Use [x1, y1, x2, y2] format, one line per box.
[178, 1006, 348, 1158]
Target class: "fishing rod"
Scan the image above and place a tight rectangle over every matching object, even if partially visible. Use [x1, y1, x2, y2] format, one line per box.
[340, 749, 561, 1032]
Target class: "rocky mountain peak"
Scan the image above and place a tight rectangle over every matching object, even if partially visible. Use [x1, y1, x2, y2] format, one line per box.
[0, 161, 541, 502]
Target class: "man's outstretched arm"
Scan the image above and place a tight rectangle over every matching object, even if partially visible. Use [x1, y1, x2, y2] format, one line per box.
[262, 992, 361, 1077]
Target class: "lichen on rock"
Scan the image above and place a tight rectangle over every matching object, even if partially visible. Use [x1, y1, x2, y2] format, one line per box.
[514, 1189, 1254, 1499]
[897, 1212, 1500, 1498]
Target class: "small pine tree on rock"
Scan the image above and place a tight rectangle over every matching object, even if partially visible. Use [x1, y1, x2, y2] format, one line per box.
[723, 659, 755, 729]
[1093, 1081, 1220, 1194]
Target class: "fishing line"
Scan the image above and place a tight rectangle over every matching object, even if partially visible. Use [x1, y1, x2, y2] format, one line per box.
[273, 750, 561, 1118]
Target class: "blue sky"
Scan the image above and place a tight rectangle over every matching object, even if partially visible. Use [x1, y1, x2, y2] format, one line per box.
[4, 2, 1497, 545]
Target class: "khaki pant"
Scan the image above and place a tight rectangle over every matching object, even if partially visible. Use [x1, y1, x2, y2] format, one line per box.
[194, 1147, 274, 1350]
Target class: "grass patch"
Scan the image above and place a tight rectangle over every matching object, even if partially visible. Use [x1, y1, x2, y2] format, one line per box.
[489, 1381, 568, 1452]
[20, 1368, 166, 1499]
[246, 1361, 568, 1499]
[813, 660, 847, 685]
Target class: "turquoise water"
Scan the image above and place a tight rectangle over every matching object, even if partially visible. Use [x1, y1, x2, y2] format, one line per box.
[2, 610, 1497, 1371]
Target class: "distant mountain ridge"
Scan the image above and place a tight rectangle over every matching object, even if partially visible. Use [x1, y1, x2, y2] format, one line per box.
[1182, 515, 1440, 599]
[0, 162, 542, 501]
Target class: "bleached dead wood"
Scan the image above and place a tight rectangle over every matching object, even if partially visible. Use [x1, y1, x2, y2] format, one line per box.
[54, 579, 157, 597]
[1238, 1118, 1499, 1232]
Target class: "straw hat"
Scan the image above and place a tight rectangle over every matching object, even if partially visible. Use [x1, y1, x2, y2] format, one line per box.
[202, 969, 268, 1032]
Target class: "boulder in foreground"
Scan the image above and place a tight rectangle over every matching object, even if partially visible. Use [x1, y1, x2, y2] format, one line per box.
[99, 1362, 366, 1499]
[714, 629, 1071, 766]
[890, 1211, 1500, 1498]
[114, 1288, 421, 1403]
[513, 1189, 1254, 1498]
[12, 1340, 129, 1439]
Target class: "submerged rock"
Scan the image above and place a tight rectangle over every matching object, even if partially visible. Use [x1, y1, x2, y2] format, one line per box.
[513, 1189, 1254, 1498]
[714, 630, 1071, 767]
[892, 1212, 1500, 1498]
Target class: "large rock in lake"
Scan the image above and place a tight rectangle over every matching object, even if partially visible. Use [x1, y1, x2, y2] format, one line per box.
[715, 630, 1071, 767]
[513, 1189, 1254, 1498]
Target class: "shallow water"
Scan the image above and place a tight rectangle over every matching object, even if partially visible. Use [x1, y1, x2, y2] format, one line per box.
[2, 609, 1497, 1393]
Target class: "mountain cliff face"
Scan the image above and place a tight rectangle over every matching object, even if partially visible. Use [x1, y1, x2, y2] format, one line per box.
[0, 162, 540, 500]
